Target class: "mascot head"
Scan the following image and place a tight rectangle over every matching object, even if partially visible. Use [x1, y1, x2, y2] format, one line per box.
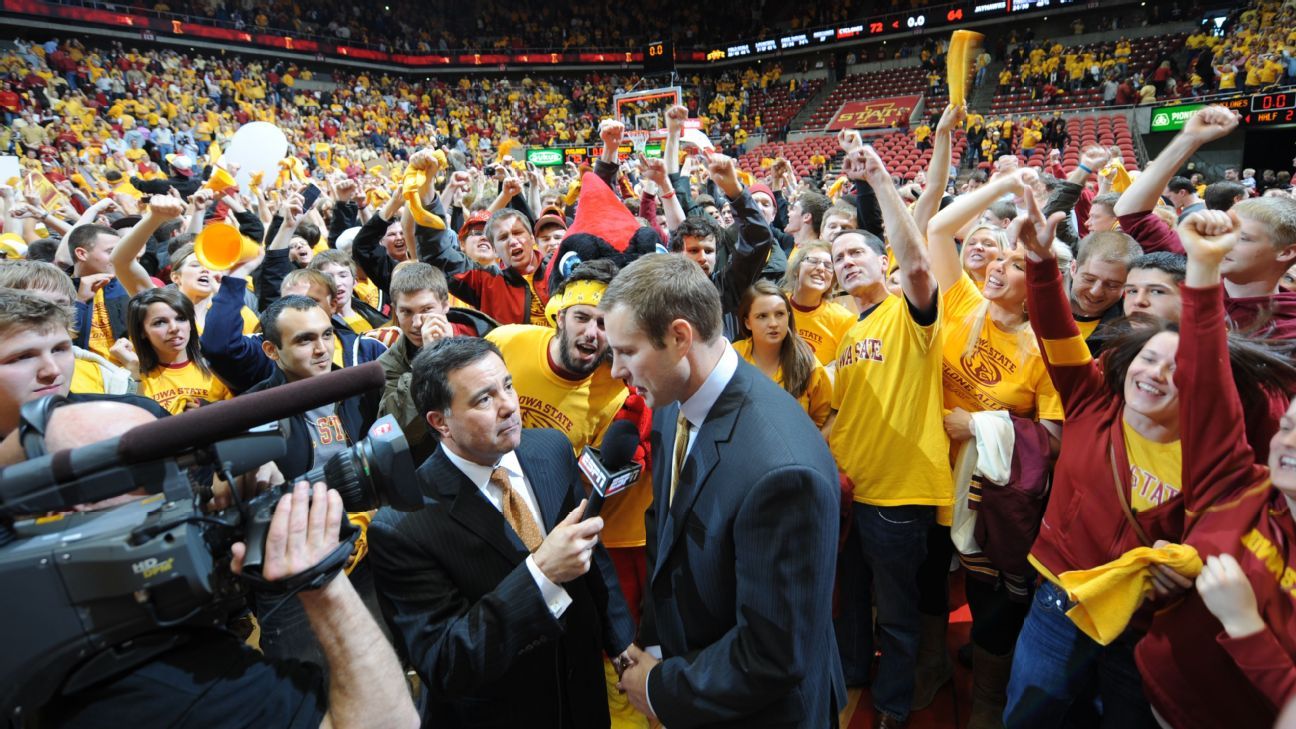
[544, 171, 664, 297]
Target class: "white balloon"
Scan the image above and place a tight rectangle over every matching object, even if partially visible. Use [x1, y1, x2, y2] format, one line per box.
[223, 122, 289, 193]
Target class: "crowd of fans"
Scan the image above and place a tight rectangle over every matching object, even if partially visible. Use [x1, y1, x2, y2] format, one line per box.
[54, 0, 915, 52]
[989, 0, 1296, 108]
[0, 40, 814, 174]
[7, 6, 1296, 729]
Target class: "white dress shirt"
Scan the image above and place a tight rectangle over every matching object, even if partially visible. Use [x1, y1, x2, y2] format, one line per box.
[441, 445, 572, 617]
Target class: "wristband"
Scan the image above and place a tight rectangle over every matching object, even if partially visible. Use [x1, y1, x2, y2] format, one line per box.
[661, 190, 676, 199]
[1078, 163, 1095, 174]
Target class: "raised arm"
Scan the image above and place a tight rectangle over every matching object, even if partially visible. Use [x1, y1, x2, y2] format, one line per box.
[1015, 185, 1109, 415]
[185, 188, 214, 235]
[111, 194, 186, 296]
[912, 104, 963, 238]
[664, 105, 687, 176]
[927, 170, 1026, 291]
[1176, 210, 1270, 513]
[1113, 105, 1239, 217]
[856, 145, 937, 311]
[641, 157, 684, 232]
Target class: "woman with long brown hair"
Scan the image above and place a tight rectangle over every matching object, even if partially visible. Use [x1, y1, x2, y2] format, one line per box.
[734, 279, 833, 430]
[123, 287, 231, 413]
[781, 241, 857, 368]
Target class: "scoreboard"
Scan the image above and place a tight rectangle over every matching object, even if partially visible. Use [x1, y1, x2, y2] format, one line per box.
[644, 40, 674, 74]
[704, 0, 1080, 62]
[1216, 91, 1296, 127]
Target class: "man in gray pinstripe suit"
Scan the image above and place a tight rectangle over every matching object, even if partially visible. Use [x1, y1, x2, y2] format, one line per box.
[369, 336, 635, 729]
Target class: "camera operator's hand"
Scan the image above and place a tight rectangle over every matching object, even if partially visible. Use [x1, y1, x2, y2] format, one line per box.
[209, 461, 285, 512]
[230, 481, 343, 583]
[532, 499, 603, 584]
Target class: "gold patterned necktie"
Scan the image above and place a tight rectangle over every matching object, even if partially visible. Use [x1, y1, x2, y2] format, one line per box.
[669, 410, 690, 506]
[491, 466, 543, 552]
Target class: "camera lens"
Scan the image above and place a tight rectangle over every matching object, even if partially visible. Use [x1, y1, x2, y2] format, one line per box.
[298, 416, 422, 513]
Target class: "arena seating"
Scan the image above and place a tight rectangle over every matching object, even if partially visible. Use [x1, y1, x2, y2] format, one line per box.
[747, 78, 826, 133]
[802, 66, 927, 130]
[987, 33, 1189, 115]
[738, 129, 967, 180]
[737, 136, 839, 177]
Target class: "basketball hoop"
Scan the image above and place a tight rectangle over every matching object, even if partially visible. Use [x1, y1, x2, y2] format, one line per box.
[625, 129, 651, 151]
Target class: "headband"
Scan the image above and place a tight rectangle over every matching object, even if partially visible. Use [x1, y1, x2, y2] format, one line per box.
[543, 279, 607, 325]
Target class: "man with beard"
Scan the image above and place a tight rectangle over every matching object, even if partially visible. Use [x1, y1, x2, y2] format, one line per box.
[486, 258, 656, 729]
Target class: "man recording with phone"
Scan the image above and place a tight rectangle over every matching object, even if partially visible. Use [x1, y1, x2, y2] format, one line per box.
[15, 400, 418, 729]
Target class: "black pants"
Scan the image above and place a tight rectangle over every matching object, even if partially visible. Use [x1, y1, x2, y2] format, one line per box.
[965, 574, 1032, 656]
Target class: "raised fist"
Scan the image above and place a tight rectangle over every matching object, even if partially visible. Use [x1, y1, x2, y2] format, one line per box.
[599, 119, 625, 146]
[1183, 105, 1240, 145]
[145, 194, 187, 220]
[665, 105, 689, 131]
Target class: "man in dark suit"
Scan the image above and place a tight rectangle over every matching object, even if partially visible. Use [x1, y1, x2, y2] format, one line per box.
[368, 337, 636, 728]
[602, 254, 845, 728]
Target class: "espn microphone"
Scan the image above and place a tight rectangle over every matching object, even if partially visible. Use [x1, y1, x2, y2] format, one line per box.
[579, 420, 643, 520]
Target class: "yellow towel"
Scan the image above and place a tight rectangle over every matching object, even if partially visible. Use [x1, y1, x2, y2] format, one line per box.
[401, 164, 447, 230]
[1101, 158, 1132, 193]
[1058, 543, 1202, 645]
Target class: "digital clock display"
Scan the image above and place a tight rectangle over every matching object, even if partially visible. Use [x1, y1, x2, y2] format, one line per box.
[1251, 91, 1296, 113]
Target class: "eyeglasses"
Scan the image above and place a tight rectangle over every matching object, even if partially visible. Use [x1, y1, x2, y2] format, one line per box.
[802, 258, 833, 270]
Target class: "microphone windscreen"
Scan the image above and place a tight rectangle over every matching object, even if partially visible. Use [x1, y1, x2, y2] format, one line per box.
[598, 419, 641, 471]
[117, 362, 385, 463]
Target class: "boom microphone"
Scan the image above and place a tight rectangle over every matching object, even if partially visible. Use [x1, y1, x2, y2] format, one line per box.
[118, 362, 385, 463]
[0, 363, 387, 516]
[579, 420, 643, 520]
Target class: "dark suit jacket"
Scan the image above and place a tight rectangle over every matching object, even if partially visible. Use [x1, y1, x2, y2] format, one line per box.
[640, 359, 845, 729]
[369, 428, 635, 729]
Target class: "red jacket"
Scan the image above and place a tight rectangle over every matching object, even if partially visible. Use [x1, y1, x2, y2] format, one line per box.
[1135, 284, 1296, 729]
[1026, 257, 1185, 586]
[418, 220, 547, 327]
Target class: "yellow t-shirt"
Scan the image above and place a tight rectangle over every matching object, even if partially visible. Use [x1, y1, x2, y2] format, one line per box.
[792, 299, 857, 366]
[343, 312, 373, 335]
[940, 275, 1064, 419]
[731, 339, 833, 428]
[138, 360, 232, 414]
[831, 295, 952, 507]
[71, 357, 107, 395]
[1074, 315, 1102, 341]
[1122, 421, 1182, 513]
[87, 287, 115, 360]
[485, 325, 647, 547]
[354, 278, 381, 309]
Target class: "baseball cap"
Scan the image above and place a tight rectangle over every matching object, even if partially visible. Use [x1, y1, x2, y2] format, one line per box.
[533, 211, 568, 237]
[458, 209, 491, 239]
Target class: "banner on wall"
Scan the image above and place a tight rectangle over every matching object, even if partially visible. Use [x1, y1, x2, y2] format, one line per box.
[827, 95, 922, 131]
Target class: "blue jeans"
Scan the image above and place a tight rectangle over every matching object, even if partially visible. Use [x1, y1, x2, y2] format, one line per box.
[834, 526, 873, 686]
[854, 503, 934, 721]
[1005, 581, 1155, 729]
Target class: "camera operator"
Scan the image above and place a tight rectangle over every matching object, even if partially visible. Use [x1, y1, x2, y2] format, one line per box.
[25, 400, 419, 729]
